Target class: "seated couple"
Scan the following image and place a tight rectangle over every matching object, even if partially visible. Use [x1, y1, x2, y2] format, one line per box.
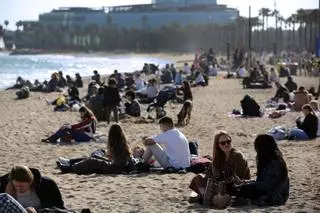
[0, 166, 65, 213]
[189, 132, 289, 208]
[41, 106, 97, 143]
[57, 116, 190, 174]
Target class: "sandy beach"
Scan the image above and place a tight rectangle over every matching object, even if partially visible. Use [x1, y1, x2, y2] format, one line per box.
[0, 53, 319, 212]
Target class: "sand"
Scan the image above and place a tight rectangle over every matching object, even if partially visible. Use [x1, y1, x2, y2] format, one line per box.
[0, 53, 319, 212]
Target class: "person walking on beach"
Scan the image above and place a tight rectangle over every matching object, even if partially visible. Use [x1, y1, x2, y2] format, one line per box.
[104, 78, 121, 124]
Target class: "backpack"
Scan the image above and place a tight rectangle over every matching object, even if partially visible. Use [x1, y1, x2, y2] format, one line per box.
[240, 95, 262, 117]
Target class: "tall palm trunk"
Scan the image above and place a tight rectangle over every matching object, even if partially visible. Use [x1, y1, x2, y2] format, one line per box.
[292, 23, 295, 46]
[304, 23, 308, 51]
[299, 22, 303, 51]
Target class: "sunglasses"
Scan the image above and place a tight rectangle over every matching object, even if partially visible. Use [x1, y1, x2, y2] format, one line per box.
[219, 139, 231, 146]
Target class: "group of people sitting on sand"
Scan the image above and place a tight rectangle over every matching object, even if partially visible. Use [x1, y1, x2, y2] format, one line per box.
[1, 49, 316, 212]
[0, 116, 290, 212]
[74, 68, 195, 124]
[8, 72, 84, 100]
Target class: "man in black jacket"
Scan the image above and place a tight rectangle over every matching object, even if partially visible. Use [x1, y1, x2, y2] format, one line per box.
[0, 166, 65, 211]
[284, 76, 298, 93]
[104, 78, 121, 124]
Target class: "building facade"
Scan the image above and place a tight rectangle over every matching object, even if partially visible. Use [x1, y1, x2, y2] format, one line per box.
[37, 0, 238, 30]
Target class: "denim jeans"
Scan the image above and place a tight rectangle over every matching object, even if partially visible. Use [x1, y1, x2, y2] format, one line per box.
[143, 144, 172, 168]
[50, 128, 92, 142]
[289, 128, 310, 140]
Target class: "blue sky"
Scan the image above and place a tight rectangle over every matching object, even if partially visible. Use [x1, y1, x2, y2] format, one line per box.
[0, 0, 318, 29]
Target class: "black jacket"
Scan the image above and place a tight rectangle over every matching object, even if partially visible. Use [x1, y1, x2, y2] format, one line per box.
[103, 86, 121, 106]
[0, 168, 65, 209]
[68, 86, 80, 100]
[297, 113, 318, 139]
[239, 158, 289, 206]
[284, 81, 297, 93]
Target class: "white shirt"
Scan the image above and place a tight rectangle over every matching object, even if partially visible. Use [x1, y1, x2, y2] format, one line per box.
[195, 73, 205, 84]
[153, 128, 190, 168]
[135, 78, 145, 91]
[184, 65, 191, 75]
[238, 68, 247, 78]
[270, 72, 279, 83]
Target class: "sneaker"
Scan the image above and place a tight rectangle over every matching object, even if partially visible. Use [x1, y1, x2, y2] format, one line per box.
[56, 161, 73, 173]
[41, 138, 57, 143]
[45, 98, 51, 105]
[58, 157, 70, 166]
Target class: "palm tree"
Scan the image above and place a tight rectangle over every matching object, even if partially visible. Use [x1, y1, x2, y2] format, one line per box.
[259, 8, 271, 48]
[16, 21, 23, 31]
[296, 9, 306, 50]
[308, 9, 320, 53]
[287, 14, 297, 49]
[277, 15, 285, 51]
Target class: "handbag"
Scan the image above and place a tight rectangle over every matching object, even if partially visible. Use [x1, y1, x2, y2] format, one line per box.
[203, 177, 231, 208]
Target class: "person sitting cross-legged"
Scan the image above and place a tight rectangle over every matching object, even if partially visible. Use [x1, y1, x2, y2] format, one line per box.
[142, 116, 190, 169]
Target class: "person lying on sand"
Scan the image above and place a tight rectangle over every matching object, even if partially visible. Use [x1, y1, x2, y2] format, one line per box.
[189, 131, 250, 204]
[56, 124, 131, 175]
[234, 135, 289, 207]
[41, 106, 97, 143]
[0, 166, 65, 212]
[142, 116, 190, 169]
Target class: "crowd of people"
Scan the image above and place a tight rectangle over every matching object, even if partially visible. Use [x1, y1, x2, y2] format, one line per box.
[1, 48, 319, 212]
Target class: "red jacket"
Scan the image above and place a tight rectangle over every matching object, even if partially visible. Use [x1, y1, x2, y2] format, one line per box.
[71, 116, 97, 136]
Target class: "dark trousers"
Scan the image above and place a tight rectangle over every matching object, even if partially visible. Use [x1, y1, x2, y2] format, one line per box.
[105, 105, 119, 124]
[49, 128, 92, 142]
